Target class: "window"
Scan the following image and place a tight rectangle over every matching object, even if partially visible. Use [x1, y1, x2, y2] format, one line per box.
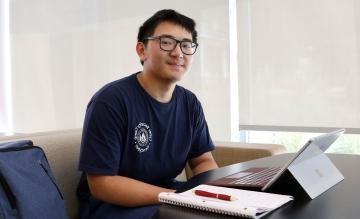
[243, 130, 360, 154]
[237, 0, 360, 132]
[236, 0, 360, 154]
[2, 0, 360, 153]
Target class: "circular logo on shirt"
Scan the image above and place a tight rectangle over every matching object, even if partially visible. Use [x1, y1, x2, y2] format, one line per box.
[134, 122, 152, 153]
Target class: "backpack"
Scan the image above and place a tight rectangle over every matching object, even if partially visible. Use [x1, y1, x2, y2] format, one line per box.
[0, 140, 69, 219]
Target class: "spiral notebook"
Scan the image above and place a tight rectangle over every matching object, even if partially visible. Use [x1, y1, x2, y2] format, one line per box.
[158, 184, 293, 218]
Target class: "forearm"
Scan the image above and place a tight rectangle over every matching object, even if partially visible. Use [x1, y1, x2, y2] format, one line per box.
[87, 174, 175, 207]
[189, 152, 218, 176]
[191, 159, 218, 175]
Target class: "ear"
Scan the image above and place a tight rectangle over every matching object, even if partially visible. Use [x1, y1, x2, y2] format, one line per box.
[136, 42, 147, 63]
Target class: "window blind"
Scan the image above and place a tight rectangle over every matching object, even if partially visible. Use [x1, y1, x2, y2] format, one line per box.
[237, 0, 360, 133]
[8, 0, 232, 140]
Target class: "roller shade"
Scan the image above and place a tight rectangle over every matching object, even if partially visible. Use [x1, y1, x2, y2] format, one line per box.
[237, 0, 360, 133]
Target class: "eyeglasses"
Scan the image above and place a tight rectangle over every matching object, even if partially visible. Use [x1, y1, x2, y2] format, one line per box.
[143, 35, 198, 55]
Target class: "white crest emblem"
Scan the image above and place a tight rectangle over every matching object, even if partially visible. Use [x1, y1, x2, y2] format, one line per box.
[134, 122, 152, 153]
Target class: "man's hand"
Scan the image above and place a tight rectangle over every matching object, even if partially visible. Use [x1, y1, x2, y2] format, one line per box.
[87, 174, 175, 207]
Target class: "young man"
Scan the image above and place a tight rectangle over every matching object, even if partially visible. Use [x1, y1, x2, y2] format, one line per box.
[77, 9, 218, 219]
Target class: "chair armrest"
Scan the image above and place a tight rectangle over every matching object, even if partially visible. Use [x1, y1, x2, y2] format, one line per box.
[212, 141, 287, 167]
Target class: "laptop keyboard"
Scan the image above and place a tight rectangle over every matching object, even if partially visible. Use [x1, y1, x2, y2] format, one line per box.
[230, 167, 281, 186]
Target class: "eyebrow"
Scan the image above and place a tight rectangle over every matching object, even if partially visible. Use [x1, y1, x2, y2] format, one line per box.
[159, 34, 193, 42]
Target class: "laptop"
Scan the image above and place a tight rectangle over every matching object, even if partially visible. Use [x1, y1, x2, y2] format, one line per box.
[208, 129, 345, 193]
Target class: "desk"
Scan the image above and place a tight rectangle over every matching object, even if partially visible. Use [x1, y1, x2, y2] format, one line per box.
[152, 154, 360, 219]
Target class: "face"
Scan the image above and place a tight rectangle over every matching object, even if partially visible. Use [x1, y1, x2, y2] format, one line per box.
[137, 21, 194, 83]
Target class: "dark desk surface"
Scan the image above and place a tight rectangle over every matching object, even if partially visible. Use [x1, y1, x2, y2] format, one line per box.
[152, 153, 360, 219]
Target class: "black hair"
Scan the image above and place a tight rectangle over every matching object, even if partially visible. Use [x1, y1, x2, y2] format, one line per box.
[137, 9, 198, 65]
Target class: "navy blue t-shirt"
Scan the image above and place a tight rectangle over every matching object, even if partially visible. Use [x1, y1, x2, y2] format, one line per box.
[77, 72, 214, 218]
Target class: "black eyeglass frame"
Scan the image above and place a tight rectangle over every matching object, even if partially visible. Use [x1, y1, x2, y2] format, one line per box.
[142, 35, 198, 55]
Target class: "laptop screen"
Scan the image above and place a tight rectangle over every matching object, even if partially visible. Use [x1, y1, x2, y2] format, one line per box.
[262, 128, 345, 191]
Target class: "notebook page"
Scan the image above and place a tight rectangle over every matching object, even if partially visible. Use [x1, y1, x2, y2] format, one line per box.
[186, 185, 293, 210]
[159, 184, 293, 218]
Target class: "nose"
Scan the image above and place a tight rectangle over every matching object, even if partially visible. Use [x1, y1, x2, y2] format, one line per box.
[170, 43, 183, 58]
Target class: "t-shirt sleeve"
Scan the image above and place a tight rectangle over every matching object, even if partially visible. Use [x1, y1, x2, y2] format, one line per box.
[188, 98, 215, 159]
[78, 97, 126, 175]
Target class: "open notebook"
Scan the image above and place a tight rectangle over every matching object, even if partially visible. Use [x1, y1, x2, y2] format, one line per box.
[159, 184, 293, 218]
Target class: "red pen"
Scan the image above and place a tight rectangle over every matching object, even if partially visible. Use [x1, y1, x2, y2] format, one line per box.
[194, 190, 237, 201]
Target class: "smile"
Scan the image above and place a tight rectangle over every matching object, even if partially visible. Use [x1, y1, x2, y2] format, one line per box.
[167, 62, 184, 67]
